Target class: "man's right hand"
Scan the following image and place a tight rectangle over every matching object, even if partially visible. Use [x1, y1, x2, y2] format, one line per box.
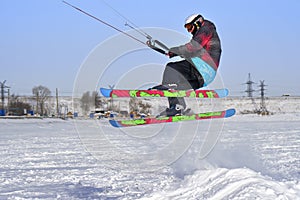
[167, 52, 178, 58]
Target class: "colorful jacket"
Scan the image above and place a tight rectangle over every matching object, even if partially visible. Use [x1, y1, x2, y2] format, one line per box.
[171, 19, 222, 70]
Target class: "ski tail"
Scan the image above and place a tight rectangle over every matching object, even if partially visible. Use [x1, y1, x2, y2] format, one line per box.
[109, 120, 123, 128]
[224, 108, 236, 118]
[215, 89, 228, 98]
[100, 88, 112, 97]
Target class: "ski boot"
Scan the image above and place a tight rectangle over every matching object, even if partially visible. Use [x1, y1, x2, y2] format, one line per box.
[148, 83, 178, 91]
[156, 104, 185, 117]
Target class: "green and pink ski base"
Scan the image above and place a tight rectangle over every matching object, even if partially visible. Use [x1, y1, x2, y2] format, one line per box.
[109, 109, 235, 128]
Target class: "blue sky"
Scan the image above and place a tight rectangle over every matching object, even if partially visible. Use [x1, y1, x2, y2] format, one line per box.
[1, 0, 300, 96]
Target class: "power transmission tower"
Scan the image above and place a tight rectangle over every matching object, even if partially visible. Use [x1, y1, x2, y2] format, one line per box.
[244, 73, 255, 97]
[243, 73, 258, 112]
[56, 88, 59, 118]
[108, 84, 115, 111]
[258, 80, 269, 115]
[0, 80, 10, 116]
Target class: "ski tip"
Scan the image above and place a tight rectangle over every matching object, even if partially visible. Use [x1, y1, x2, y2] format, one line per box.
[109, 120, 122, 128]
[100, 88, 112, 97]
[225, 108, 236, 118]
[215, 88, 229, 98]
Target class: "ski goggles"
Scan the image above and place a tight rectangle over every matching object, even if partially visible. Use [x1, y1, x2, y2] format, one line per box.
[184, 23, 193, 32]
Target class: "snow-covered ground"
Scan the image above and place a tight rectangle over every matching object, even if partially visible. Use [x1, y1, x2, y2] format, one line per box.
[0, 107, 300, 199]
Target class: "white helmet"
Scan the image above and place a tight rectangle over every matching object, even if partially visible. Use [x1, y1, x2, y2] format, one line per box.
[184, 14, 202, 27]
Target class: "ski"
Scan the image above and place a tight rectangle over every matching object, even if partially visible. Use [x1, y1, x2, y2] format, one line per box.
[100, 88, 228, 98]
[109, 108, 236, 128]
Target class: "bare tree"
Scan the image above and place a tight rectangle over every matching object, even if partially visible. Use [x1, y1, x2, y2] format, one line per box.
[91, 91, 100, 108]
[138, 101, 151, 114]
[129, 98, 152, 114]
[32, 85, 51, 116]
[8, 94, 32, 116]
[129, 98, 139, 113]
[80, 91, 102, 115]
[80, 91, 92, 115]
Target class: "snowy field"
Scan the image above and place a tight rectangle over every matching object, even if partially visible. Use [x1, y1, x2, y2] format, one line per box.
[0, 112, 300, 199]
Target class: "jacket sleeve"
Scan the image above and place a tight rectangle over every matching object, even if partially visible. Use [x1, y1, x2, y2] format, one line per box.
[169, 39, 201, 57]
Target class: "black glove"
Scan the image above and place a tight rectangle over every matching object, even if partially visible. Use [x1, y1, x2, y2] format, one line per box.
[168, 47, 179, 58]
[167, 51, 178, 58]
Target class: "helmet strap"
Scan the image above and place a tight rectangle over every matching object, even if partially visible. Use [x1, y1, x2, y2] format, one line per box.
[191, 24, 198, 35]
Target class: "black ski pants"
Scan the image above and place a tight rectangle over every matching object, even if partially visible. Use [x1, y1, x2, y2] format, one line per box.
[162, 60, 204, 108]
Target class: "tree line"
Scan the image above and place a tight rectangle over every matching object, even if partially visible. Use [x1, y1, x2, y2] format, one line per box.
[6, 85, 51, 116]
[4, 85, 152, 117]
